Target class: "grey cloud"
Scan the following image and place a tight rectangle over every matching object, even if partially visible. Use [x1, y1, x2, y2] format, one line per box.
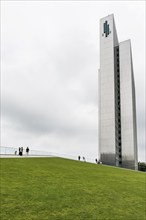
[2, 94, 97, 138]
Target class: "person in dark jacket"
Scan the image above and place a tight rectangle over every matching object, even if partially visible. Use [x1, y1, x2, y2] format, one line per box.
[19, 147, 21, 156]
[26, 147, 29, 155]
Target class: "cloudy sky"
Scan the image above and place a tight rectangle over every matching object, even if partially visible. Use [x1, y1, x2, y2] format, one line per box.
[1, 1, 145, 162]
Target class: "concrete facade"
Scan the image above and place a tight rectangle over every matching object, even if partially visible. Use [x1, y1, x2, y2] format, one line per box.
[98, 14, 138, 170]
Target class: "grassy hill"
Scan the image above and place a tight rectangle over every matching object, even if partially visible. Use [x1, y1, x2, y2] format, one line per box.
[0, 157, 145, 220]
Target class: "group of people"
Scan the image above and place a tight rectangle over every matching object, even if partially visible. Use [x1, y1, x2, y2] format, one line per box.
[14, 147, 30, 156]
[78, 156, 102, 164]
[95, 158, 102, 164]
[19, 147, 23, 156]
[78, 156, 86, 162]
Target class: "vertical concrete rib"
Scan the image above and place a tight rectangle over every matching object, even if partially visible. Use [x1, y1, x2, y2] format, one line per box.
[119, 40, 138, 170]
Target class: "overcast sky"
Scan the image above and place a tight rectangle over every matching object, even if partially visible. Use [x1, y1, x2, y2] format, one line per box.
[1, 1, 145, 162]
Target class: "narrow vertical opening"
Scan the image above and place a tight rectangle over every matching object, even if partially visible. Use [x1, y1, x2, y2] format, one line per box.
[114, 46, 122, 167]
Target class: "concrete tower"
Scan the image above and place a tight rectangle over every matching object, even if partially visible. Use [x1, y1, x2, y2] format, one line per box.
[98, 14, 138, 170]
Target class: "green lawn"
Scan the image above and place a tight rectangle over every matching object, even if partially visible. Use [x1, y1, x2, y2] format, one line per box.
[0, 157, 146, 220]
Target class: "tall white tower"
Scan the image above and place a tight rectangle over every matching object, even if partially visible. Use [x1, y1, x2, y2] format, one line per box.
[98, 14, 138, 170]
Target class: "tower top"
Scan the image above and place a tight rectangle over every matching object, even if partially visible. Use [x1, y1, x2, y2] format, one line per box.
[100, 14, 118, 47]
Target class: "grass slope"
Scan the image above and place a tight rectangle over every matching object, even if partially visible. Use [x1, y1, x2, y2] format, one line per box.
[0, 157, 146, 220]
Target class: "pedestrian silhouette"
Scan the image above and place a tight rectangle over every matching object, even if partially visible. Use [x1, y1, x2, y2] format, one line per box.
[19, 147, 23, 156]
[26, 147, 29, 155]
[83, 157, 86, 162]
[19, 147, 21, 156]
[21, 147, 23, 156]
[78, 156, 81, 161]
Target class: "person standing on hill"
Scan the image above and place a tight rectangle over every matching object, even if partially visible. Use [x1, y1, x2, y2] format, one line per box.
[19, 147, 21, 156]
[19, 147, 23, 156]
[78, 156, 81, 161]
[21, 147, 23, 156]
[26, 147, 29, 155]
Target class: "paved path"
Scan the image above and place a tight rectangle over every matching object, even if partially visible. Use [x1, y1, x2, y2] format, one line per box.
[0, 154, 54, 158]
